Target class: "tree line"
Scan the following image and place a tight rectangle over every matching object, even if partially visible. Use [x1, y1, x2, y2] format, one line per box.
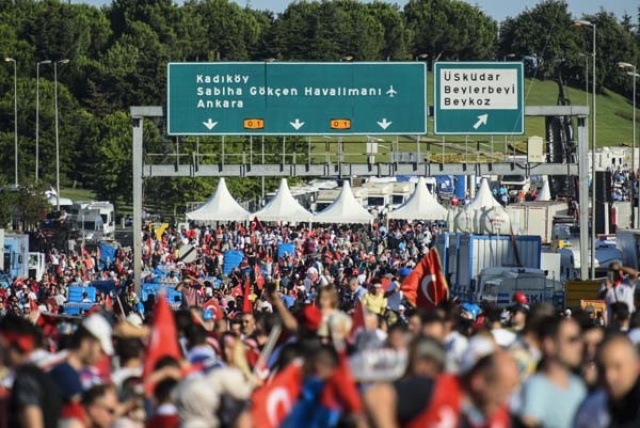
[0, 0, 637, 211]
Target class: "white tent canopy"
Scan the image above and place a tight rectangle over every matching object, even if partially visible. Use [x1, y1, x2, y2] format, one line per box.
[186, 178, 250, 222]
[535, 176, 551, 201]
[464, 177, 501, 210]
[314, 181, 373, 224]
[252, 178, 314, 223]
[387, 177, 448, 221]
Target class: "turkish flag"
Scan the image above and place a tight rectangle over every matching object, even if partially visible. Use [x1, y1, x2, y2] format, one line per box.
[202, 297, 224, 321]
[255, 264, 265, 291]
[321, 351, 363, 414]
[251, 360, 303, 428]
[250, 216, 264, 233]
[143, 296, 182, 395]
[400, 248, 448, 310]
[349, 299, 367, 344]
[242, 276, 253, 313]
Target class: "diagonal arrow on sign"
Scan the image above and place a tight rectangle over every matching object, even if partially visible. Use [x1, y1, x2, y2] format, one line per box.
[377, 118, 392, 130]
[203, 119, 218, 130]
[289, 119, 305, 130]
[472, 114, 488, 130]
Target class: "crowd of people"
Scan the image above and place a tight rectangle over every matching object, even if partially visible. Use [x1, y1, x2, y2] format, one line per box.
[0, 221, 639, 427]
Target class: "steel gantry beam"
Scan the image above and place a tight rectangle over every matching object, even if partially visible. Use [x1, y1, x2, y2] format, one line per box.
[131, 105, 590, 288]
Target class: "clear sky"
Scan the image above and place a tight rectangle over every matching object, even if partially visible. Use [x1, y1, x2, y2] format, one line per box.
[79, 0, 634, 22]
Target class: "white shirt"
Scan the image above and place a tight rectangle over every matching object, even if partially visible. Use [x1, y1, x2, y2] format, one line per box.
[600, 276, 636, 319]
[444, 330, 468, 374]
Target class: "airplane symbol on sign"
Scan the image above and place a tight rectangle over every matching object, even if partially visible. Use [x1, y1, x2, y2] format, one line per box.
[386, 85, 397, 97]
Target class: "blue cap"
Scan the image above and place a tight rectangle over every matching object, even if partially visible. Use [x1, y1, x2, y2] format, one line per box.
[398, 268, 412, 277]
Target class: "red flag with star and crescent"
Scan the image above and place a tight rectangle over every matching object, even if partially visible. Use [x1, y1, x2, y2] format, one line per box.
[250, 216, 264, 233]
[251, 359, 304, 428]
[400, 248, 448, 310]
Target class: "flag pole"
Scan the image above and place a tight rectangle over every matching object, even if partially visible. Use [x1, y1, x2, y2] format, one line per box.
[253, 322, 282, 380]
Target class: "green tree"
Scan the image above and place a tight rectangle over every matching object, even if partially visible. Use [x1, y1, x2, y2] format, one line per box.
[14, 186, 47, 231]
[497, 1, 580, 79]
[404, 0, 498, 61]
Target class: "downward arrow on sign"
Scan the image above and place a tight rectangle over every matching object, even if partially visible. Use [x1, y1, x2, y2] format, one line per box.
[290, 119, 305, 130]
[203, 119, 218, 130]
[377, 118, 392, 130]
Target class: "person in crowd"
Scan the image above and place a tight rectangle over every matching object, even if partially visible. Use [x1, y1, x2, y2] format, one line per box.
[579, 316, 604, 392]
[519, 316, 586, 428]
[58, 383, 119, 428]
[241, 312, 256, 338]
[362, 282, 387, 315]
[574, 334, 640, 427]
[364, 334, 519, 427]
[509, 302, 528, 333]
[50, 313, 114, 424]
[0, 314, 62, 428]
[348, 277, 367, 303]
[485, 306, 517, 348]
[598, 262, 637, 323]
[111, 338, 144, 391]
[440, 301, 468, 372]
[610, 302, 632, 332]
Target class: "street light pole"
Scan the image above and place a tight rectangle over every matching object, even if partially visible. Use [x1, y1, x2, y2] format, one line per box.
[54, 59, 69, 212]
[575, 19, 597, 279]
[5, 58, 17, 187]
[619, 62, 639, 228]
[36, 60, 51, 184]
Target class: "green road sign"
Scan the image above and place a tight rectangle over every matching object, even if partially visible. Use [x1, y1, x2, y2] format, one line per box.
[167, 62, 427, 136]
[433, 62, 524, 135]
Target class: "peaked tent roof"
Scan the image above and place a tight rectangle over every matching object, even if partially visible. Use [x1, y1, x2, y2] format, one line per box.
[464, 178, 501, 210]
[387, 177, 448, 221]
[314, 181, 373, 224]
[186, 178, 250, 222]
[535, 177, 551, 201]
[252, 178, 314, 223]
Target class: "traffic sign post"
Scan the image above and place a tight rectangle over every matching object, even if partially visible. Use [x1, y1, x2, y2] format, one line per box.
[433, 62, 524, 135]
[167, 62, 427, 136]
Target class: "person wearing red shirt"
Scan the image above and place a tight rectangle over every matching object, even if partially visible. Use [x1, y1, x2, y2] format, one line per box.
[146, 378, 179, 428]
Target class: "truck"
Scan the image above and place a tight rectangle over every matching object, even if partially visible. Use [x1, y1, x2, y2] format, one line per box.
[313, 189, 341, 213]
[617, 229, 640, 271]
[558, 244, 623, 281]
[390, 182, 415, 209]
[70, 201, 115, 239]
[365, 183, 393, 213]
[4, 233, 29, 280]
[499, 175, 530, 197]
[506, 201, 569, 244]
[76, 210, 105, 242]
[474, 267, 564, 309]
[86, 202, 115, 238]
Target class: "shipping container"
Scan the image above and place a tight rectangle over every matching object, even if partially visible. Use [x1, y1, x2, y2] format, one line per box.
[434, 233, 460, 286]
[455, 234, 542, 291]
[506, 201, 568, 244]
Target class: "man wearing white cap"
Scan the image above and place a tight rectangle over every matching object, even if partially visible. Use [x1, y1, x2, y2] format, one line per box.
[49, 313, 114, 424]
